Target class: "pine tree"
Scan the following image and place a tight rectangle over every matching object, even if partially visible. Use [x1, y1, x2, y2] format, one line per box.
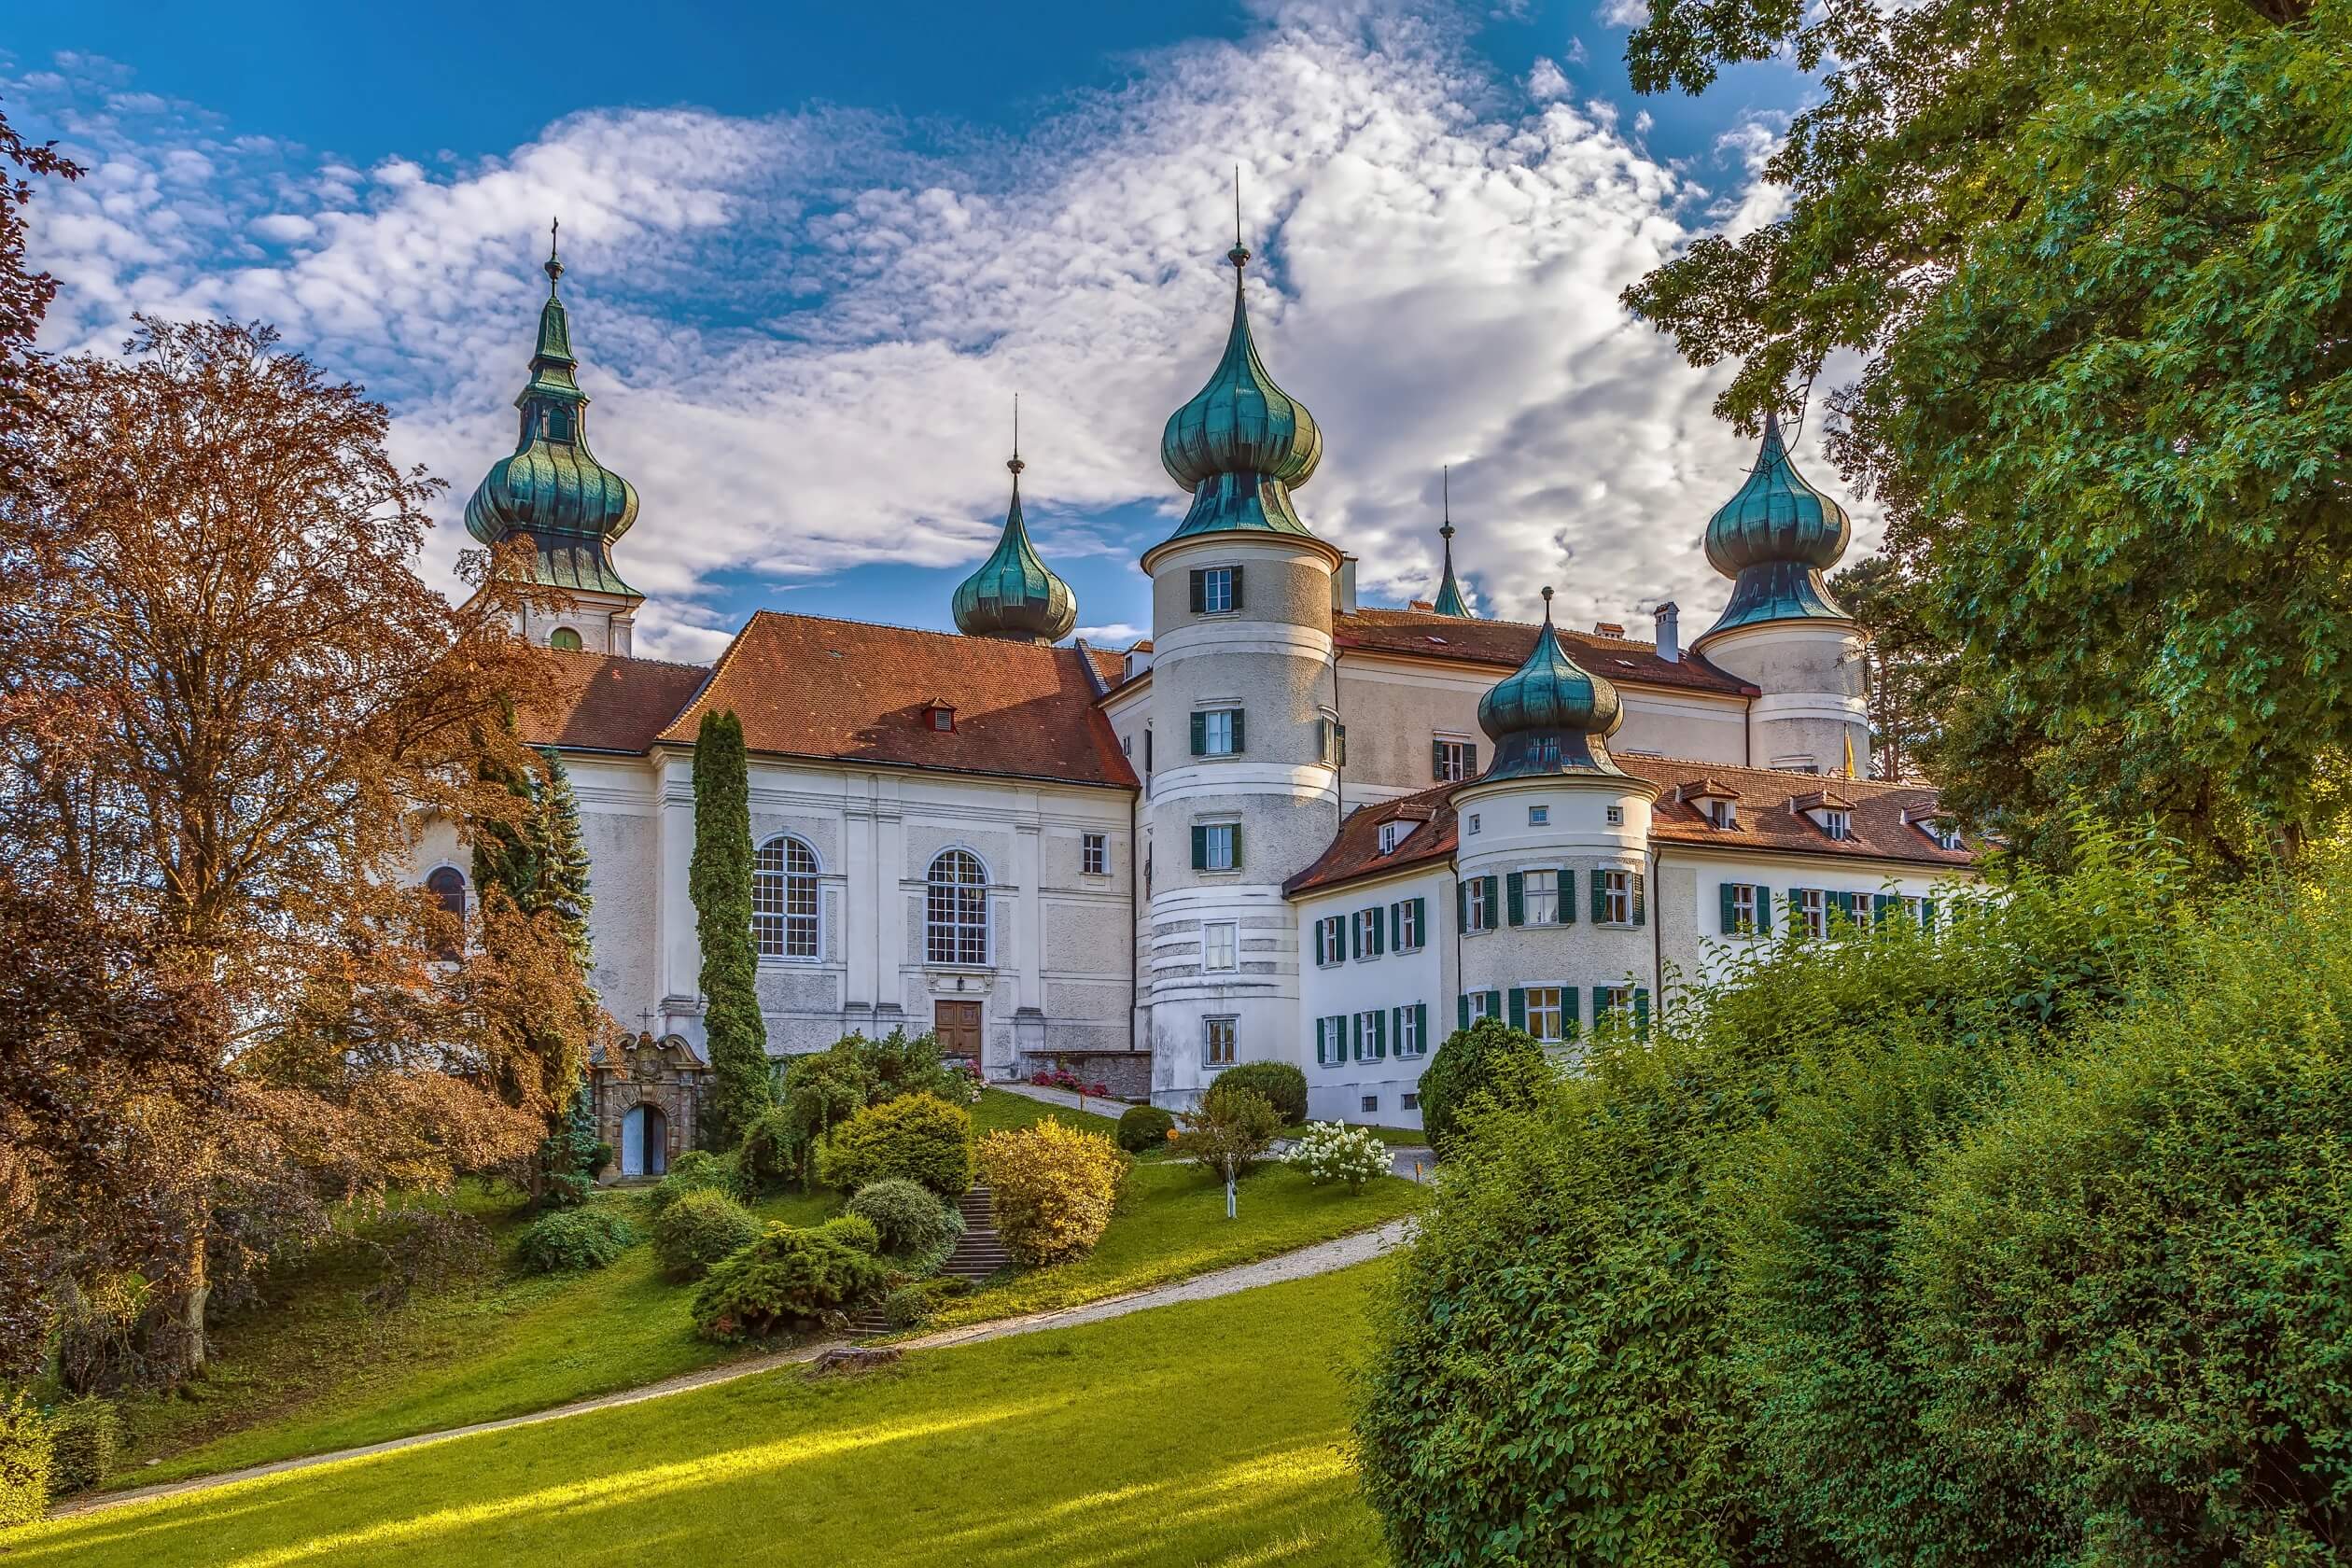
[691, 709, 768, 1141]
[533, 747, 595, 969]
[537, 1071, 603, 1208]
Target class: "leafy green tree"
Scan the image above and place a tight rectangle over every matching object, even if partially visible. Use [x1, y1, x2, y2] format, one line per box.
[1623, 0, 2352, 868]
[1827, 554, 1946, 783]
[690, 710, 768, 1142]
[1414, 1016, 1545, 1155]
[536, 1073, 602, 1209]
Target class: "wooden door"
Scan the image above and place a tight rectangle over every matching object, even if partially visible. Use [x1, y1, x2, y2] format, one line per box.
[935, 1001, 983, 1063]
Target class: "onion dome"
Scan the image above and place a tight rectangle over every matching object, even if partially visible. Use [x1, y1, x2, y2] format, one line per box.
[1431, 467, 1471, 617]
[953, 434, 1077, 644]
[1701, 408, 1851, 636]
[1475, 588, 1629, 781]
[1156, 222, 1324, 542]
[463, 221, 641, 598]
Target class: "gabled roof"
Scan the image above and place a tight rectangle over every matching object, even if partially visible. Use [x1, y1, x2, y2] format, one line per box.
[655, 611, 1138, 789]
[1333, 608, 1756, 697]
[1284, 783, 1461, 897]
[520, 651, 710, 754]
[1676, 776, 1743, 801]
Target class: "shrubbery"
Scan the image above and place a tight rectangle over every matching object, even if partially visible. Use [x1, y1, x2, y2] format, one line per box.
[845, 1179, 964, 1273]
[0, 1393, 48, 1528]
[514, 1207, 638, 1274]
[691, 1221, 887, 1341]
[649, 1186, 763, 1281]
[976, 1119, 1127, 1267]
[1115, 1104, 1175, 1154]
[816, 1092, 973, 1197]
[878, 1283, 933, 1331]
[647, 1149, 745, 1213]
[1212, 1060, 1308, 1125]
[1283, 1122, 1389, 1192]
[43, 1397, 118, 1496]
[1414, 1016, 1546, 1155]
[1171, 1083, 1281, 1179]
[1353, 826, 2352, 1565]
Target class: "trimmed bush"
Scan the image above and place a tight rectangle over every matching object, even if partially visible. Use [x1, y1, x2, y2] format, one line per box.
[0, 1393, 49, 1529]
[1284, 1122, 1390, 1192]
[1171, 1083, 1281, 1179]
[819, 1213, 880, 1253]
[649, 1186, 763, 1281]
[816, 1092, 973, 1197]
[44, 1397, 119, 1496]
[1213, 1060, 1308, 1125]
[691, 1223, 888, 1341]
[976, 1118, 1126, 1267]
[515, 1207, 637, 1274]
[1413, 1017, 1547, 1155]
[647, 1148, 745, 1213]
[878, 1283, 933, 1331]
[845, 1179, 963, 1273]
[1115, 1104, 1175, 1154]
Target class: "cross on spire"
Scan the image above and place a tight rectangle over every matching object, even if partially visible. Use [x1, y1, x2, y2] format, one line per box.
[544, 216, 564, 291]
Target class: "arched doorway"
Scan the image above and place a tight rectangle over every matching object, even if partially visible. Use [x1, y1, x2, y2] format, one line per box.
[620, 1103, 669, 1177]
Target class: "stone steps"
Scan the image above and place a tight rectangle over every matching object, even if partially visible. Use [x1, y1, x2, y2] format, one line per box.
[849, 1184, 1010, 1337]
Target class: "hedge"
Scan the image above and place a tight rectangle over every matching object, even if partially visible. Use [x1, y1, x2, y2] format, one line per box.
[0, 1393, 48, 1529]
[692, 1222, 887, 1341]
[515, 1207, 638, 1274]
[976, 1119, 1126, 1267]
[845, 1179, 963, 1273]
[1115, 1104, 1175, 1153]
[1212, 1060, 1307, 1125]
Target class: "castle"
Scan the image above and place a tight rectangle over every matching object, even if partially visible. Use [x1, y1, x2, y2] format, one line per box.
[416, 227, 1974, 1174]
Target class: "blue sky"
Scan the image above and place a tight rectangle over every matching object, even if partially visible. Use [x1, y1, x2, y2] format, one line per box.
[8, 0, 1834, 663]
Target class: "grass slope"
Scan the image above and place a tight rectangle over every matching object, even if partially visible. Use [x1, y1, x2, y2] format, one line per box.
[29, 1263, 1394, 1568]
[968, 1088, 1125, 1140]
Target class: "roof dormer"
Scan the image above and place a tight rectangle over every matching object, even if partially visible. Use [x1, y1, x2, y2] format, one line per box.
[922, 697, 957, 734]
[1792, 788, 1855, 840]
[1902, 802, 1964, 850]
[1676, 777, 1743, 829]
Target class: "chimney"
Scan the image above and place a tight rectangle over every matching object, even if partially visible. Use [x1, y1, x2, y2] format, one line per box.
[1654, 601, 1680, 663]
[1336, 554, 1360, 613]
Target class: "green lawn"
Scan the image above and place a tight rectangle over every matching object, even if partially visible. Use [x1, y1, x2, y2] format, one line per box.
[27, 1263, 1393, 1568]
[968, 1086, 1126, 1139]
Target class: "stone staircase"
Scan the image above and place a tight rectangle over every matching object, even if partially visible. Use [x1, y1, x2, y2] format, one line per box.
[847, 1185, 1009, 1337]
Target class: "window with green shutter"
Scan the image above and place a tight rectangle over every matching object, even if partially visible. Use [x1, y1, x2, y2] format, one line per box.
[1507, 987, 1526, 1030]
[1482, 875, 1499, 929]
[1631, 871, 1646, 927]
[1720, 881, 1740, 934]
[1559, 868, 1576, 923]
[1486, 988, 1502, 1019]
[1633, 987, 1651, 1036]
[1458, 994, 1471, 1030]
[1456, 881, 1469, 932]
[1590, 873, 1608, 924]
[1562, 986, 1580, 1034]
[1754, 886, 1772, 934]
[1505, 871, 1525, 927]
[1188, 711, 1205, 755]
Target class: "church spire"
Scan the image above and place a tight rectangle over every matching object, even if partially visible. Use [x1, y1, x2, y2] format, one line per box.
[1701, 406, 1852, 636]
[1431, 466, 1472, 617]
[953, 397, 1078, 644]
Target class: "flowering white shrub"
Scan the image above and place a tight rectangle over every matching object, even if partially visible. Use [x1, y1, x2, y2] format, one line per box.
[1284, 1121, 1390, 1193]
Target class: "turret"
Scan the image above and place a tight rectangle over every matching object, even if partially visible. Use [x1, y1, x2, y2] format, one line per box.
[1690, 411, 1867, 776]
[953, 420, 1077, 644]
[463, 221, 643, 654]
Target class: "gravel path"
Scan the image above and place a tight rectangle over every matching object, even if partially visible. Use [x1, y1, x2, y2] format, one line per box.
[57, 1216, 1416, 1519]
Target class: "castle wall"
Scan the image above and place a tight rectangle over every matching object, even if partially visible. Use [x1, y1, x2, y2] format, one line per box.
[1692, 619, 1867, 775]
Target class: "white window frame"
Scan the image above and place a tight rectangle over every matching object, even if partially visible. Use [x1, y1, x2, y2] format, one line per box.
[1464, 991, 1495, 1023]
[1822, 808, 1852, 841]
[1360, 1094, 1380, 1114]
[1527, 805, 1549, 826]
[1081, 832, 1108, 876]
[753, 834, 822, 961]
[925, 848, 990, 966]
[1523, 985, 1564, 1043]
[1799, 889, 1828, 939]
[1435, 737, 1470, 783]
[1401, 1091, 1420, 1112]
[1200, 821, 1239, 872]
[1604, 805, 1624, 826]
[1603, 869, 1633, 926]
[1315, 914, 1346, 967]
[1906, 894, 1929, 925]
[1203, 1015, 1238, 1067]
[1199, 567, 1236, 615]
[1523, 867, 1560, 926]
[1731, 882, 1758, 935]
[1709, 799, 1737, 829]
[1598, 984, 1633, 1022]
[1316, 1014, 1351, 1067]
[1393, 900, 1422, 952]
[1378, 820, 1412, 855]
[1354, 907, 1381, 957]
[1199, 708, 1239, 757]
[1394, 1006, 1423, 1057]
[1352, 1009, 1387, 1063]
[1466, 812, 1481, 835]
[1202, 920, 1239, 973]
[1466, 878, 1492, 932]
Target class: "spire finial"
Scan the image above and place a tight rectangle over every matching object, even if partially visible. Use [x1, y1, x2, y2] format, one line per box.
[1227, 166, 1250, 272]
[1541, 585, 1555, 622]
[1008, 393, 1024, 476]
[1440, 465, 1454, 540]
[544, 217, 564, 292]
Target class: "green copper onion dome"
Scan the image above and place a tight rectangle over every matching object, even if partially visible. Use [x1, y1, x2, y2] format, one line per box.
[1475, 588, 1629, 780]
[1701, 408, 1850, 636]
[1431, 467, 1471, 617]
[463, 222, 642, 598]
[953, 440, 1077, 644]
[1156, 229, 1323, 542]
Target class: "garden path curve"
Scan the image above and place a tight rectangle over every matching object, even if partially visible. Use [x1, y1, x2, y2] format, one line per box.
[54, 1215, 1415, 1520]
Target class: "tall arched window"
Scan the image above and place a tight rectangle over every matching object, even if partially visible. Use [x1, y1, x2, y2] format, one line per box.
[425, 866, 467, 959]
[753, 835, 820, 959]
[926, 848, 988, 966]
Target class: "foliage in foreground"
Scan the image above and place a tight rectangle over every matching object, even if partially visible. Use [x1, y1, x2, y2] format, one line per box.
[0, 1393, 48, 1528]
[816, 1093, 973, 1197]
[1171, 1085, 1281, 1180]
[1412, 1016, 1544, 1155]
[1358, 824, 2281, 1566]
[748, 1030, 977, 1189]
[648, 1188, 762, 1282]
[690, 1220, 887, 1341]
[976, 1120, 1127, 1267]
[1114, 1104, 1174, 1154]
[1283, 1123, 1389, 1193]
[647, 1150, 745, 1213]
[514, 1209, 638, 1276]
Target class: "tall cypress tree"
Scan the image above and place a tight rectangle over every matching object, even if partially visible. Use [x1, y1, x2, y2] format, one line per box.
[691, 709, 768, 1141]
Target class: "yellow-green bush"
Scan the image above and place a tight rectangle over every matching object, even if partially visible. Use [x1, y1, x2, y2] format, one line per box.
[43, 1397, 118, 1496]
[0, 1393, 48, 1528]
[975, 1118, 1126, 1267]
[816, 1092, 973, 1197]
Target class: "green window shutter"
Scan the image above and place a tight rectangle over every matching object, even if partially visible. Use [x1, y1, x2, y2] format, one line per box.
[1923, 899, 1938, 931]
[1464, 743, 1479, 776]
[1229, 825, 1241, 872]
[1457, 994, 1470, 1030]
[1834, 890, 1857, 921]
[1590, 875, 1607, 925]
[1507, 987, 1526, 1031]
[1632, 871, 1646, 928]
[1189, 712, 1206, 756]
[1231, 710, 1245, 754]
[1372, 909, 1386, 956]
[1416, 1002, 1428, 1052]
[1230, 566, 1245, 611]
[1562, 986, 1579, 1032]
[1352, 1013, 1364, 1061]
[1719, 882, 1738, 934]
[1486, 989, 1502, 1019]
[1411, 897, 1426, 943]
[1190, 825, 1207, 870]
[1314, 1016, 1326, 1065]
[1592, 986, 1610, 1025]
[1874, 893, 1899, 922]
[1349, 914, 1361, 961]
[1505, 872, 1525, 927]
[1456, 881, 1469, 932]
[1756, 887, 1772, 934]
[1432, 739, 1446, 780]
[1188, 570, 1206, 614]
[1560, 868, 1576, 924]
[1389, 902, 1401, 949]
[1634, 987, 1650, 1035]
[1482, 875, 1499, 927]
[1374, 1010, 1388, 1059]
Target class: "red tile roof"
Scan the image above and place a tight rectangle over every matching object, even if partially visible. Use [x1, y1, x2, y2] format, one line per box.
[1335, 609, 1757, 696]
[655, 612, 1139, 789]
[1285, 762, 1975, 898]
[520, 651, 710, 754]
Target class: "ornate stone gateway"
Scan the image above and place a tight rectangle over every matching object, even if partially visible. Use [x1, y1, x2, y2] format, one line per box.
[592, 1031, 707, 1183]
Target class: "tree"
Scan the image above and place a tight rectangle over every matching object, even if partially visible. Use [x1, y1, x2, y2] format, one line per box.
[690, 709, 768, 1141]
[1172, 1084, 1281, 1218]
[1415, 1016, 1546, 1155]
[1827, 554, 1946, 782]
[1622, 0, 2352, 867]
[0, 318, 567, 1378]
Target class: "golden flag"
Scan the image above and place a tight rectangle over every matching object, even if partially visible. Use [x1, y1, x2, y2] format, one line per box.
[1843, 730, 1857, 780]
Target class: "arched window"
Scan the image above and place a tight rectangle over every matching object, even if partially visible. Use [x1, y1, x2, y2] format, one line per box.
[549, 626, 584, 651]
[425, 866, 467, 959]
[753, 835, 820, 959]
[926, 849, 988, 966]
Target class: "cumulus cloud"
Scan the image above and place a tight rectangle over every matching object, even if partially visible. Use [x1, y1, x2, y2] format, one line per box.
[1526, 58, 1571, 101]
[12, 2, 1853, 660]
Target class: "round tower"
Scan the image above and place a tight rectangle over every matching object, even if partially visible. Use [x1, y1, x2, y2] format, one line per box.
[1141, 222, 1346, 1107]
[1688, 410, 1867, 775]
[464, 222, 643, 655]
[953, 427, 1078, 644]
[1452, 589, 1658, 1043]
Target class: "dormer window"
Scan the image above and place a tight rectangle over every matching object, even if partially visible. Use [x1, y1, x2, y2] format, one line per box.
[924, 699, 957, 733]
[1378, 819, 1416, 856]
[1793, 790, 1856, 840]
[548, 626, 583, 652]
[1822, 809, 1851, 840]
[542, 406, 574, 441]
[1709, 800, 1736, 829]
[1678, 778, 1742, 829]
[1927, 821, 1961, 850]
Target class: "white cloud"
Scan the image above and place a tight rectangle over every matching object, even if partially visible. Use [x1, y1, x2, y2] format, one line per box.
[13, 4, 1854, 661]
[1076, 623, 1147, 648]
[1597, 0, 1649, 25]
[1526, 58, 1571, 101]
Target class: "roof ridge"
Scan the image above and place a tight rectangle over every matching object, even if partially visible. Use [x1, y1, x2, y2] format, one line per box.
[547, 647, 710, 674]
[745, 606, 1073, 653]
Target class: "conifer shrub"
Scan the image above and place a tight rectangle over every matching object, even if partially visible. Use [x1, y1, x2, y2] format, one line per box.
[845, 1179, 964, 1273]
[816, 1092, 973, 1197]
[0, 1394, 48, 1528]
[691, 710, 771, 1142]
[1212, 1060, 1308, 1125]
[975, 1118, 1126, 1267]
[879, 1283, 933, 1331]
[819, 1213, 880, 1253]
[691, 1222, 888, 1341]
[43, 1397, 119, 1496]
[1413, 1016, 1546, 1155]
[649, 1186, 763, 1281]
[1115, 1104, 1175, 1154]
[647, 1148, 746, 1213]
[515, 1207, 638, 1274]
